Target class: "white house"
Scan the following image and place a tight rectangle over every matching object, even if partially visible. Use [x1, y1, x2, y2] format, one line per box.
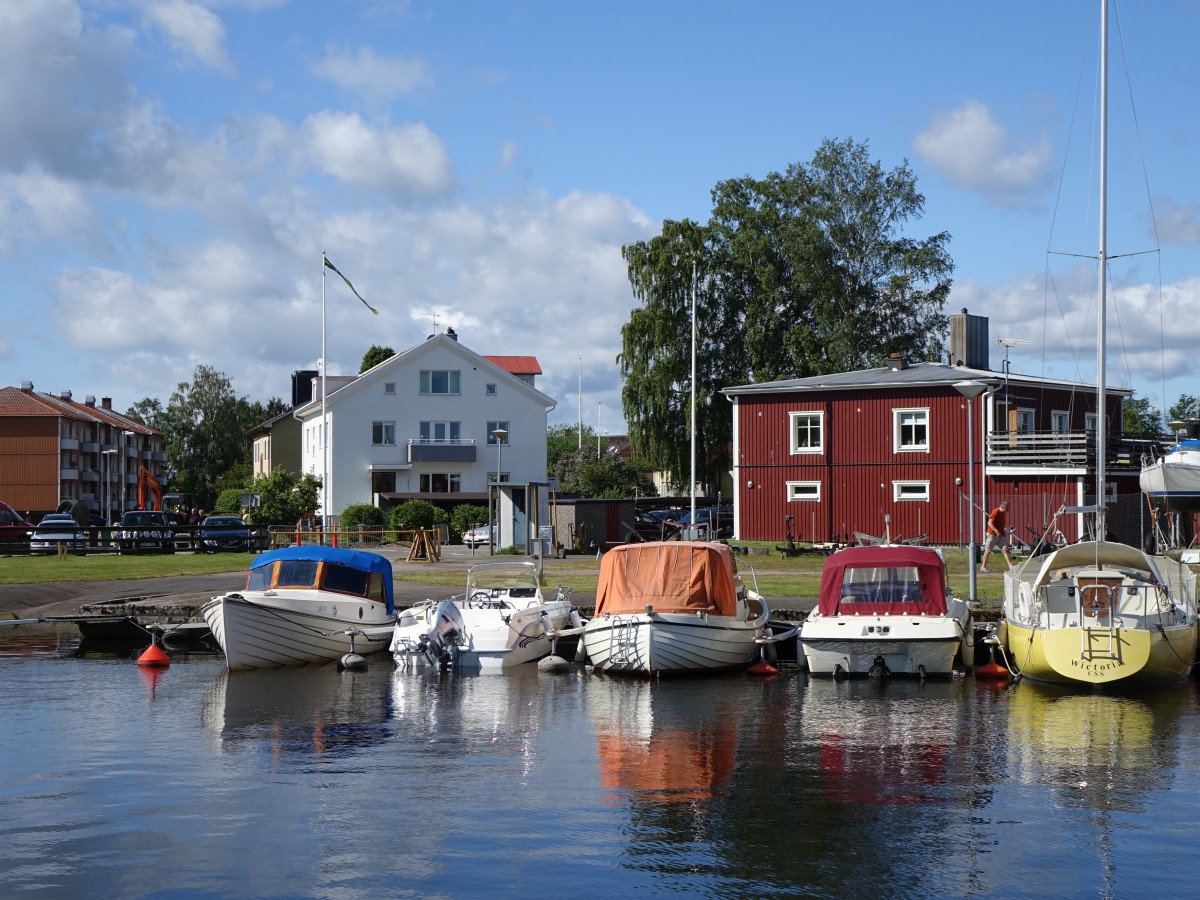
[291, 329, 556, 549]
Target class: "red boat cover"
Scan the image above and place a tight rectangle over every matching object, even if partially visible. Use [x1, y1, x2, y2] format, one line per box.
[816, 545, 948, 617]
[594, 541, 740, 617]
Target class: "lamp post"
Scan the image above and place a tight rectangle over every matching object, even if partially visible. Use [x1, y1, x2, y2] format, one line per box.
[492, 427, 507, 553]
[954, 381, 986, 602]
[120, 430, 135, 519]
[101, 448, 118, 524]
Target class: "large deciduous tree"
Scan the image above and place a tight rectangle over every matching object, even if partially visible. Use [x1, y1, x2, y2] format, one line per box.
[620, 138, 954, 491]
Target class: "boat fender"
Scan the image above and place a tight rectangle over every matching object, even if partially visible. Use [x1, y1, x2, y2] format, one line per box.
[867, 656, 890, 680]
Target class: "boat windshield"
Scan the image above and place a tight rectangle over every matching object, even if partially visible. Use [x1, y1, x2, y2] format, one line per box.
[245, 556, 386, 602]
[839, 566, 924, 605]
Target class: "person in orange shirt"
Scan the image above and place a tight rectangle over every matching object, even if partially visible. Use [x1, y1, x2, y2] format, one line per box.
[979, 500, 1014, 572]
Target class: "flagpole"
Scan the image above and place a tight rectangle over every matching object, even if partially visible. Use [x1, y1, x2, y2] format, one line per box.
[321, 251, 329, 532]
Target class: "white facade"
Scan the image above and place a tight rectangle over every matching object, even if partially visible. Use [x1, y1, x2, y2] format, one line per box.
[292, 333, 555, 526]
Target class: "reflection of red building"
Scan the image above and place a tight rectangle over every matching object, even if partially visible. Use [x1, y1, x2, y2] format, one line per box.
[817, 733, 948, 806]
[723, 311, 1146, 546]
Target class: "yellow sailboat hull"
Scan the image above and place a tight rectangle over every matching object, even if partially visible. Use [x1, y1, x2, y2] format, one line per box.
[1001, 620, 1197, 686]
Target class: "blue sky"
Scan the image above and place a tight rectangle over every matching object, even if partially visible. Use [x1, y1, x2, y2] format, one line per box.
[4, 0, 1200, 436]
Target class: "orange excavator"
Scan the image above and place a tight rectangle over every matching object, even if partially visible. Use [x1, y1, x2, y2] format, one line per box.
[137, 466, 163, 511]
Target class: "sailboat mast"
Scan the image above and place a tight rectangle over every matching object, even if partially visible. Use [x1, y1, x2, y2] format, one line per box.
[1096, 0, 1108, 535]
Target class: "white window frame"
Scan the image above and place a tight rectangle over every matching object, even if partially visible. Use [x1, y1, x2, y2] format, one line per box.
[419, 473, 462, 493]
[786, 481, 821, 501]
[384, 382, 396, 395]
[1016, 408, 1035, 433]
[1051, 410, 1070, 434]
[486, 421, 511, 444]
[788, 411, 824, 455]
[893, 480, 930, 502]
[419, 421, 461, 443]
[894, 408, 930, 453]
[372, 421, 396, 446]
[485, 383, 497, 396]
[1084, 412, 1099, 433]
[419, 369, 461, 395]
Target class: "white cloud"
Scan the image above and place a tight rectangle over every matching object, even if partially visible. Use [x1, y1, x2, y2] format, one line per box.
[144, 0, 236, 76]
[303, 111, 456, 200]
[312, 47, 431, 100]
[1153, 196, 1200, 245]
[913, 101, 1053, 209]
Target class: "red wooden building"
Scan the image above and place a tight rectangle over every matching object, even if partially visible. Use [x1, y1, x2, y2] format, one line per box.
[723, 312, 1152, 548]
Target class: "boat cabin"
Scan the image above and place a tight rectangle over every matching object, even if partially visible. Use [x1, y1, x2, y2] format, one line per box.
[817, 546, 949, 617]
[244, 545, 395, 613]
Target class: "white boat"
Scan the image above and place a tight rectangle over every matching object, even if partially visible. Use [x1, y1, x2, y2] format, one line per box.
[1139, 439, 1200, 514]
[389, 560, 583, 672]
[579, 541, 770, 676]
[799, 544, 973, 678]
[201, 545, 397, 670]
[1000, 0, 1199, 687]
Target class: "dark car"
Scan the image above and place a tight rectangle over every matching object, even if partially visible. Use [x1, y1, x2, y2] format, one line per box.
[0, 501, 33, 548]
[669, 506, 734, 539]
[624, 511, 681, 542]
[113, 510, 176, 554]
[198, 515, 261, 553]
[29, 513, 88, 555]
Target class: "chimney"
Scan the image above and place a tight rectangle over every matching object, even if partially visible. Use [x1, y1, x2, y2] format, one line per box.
[446, 327, 458, 341]
[20, 381, 32, 392]
[101, 397, 112, 410]
[58, 390, 72, 400]
[887, 352, 907, 371]
[85, 395, 96, 407]
[949, 308, 989, 368]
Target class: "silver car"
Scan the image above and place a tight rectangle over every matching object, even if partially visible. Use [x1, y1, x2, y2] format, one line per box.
[29, 513, 88, 555]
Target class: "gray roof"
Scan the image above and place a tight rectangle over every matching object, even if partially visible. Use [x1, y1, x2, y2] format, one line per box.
[722, 360, 1131, 397]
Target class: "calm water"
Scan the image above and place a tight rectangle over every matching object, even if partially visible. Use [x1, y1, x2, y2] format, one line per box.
[2, 628, 1199, 899]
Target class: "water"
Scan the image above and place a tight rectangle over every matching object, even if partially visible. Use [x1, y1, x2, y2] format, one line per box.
[2, 628, 1199, 899]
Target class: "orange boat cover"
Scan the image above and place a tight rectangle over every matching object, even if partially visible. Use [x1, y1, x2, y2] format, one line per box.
[594, 541, 740, 617]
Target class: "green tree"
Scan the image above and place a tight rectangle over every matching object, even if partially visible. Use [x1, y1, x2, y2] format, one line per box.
[552, 446, 657, 498]
[252, 467, 321, 526]
[360, 344, 396, 373]
[451, 504, 491, 541]
[1123, 396, 1163, 437]
[547, 423, 596, 474]
[389, 499, 444, 531]
[620, 138, 952, 493]
[1168, 394, 1200, 424]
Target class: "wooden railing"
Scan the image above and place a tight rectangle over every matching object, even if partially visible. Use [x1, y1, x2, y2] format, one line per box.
[984, 431, 1149, 470]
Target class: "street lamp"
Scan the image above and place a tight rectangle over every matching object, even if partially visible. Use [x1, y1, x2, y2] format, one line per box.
[954, 380, 986, 602]
[101, 448, 118, 524]
[492, 427, 508, 552]
[121, 431, 135, 518]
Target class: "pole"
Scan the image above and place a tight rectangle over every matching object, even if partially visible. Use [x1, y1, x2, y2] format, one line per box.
[597, 402, 601, 459]
[321, 252, 329, 533]
[578, 357, 582, 450]
[690, 261, 697, 520]
[966, 394, 978, 602]
[1096, 0, 1108, 536]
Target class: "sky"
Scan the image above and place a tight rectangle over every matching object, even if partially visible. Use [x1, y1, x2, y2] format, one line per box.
[5, 0, 1200, 437]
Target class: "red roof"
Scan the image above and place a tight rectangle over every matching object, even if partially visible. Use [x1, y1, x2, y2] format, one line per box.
[484, 356, 542, 375]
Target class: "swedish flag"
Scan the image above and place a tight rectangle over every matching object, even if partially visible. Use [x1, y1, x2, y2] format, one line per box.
[324, 256, 379, 315]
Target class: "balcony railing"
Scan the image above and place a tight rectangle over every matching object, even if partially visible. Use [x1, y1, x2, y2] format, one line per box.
[985, 431, 1146, 470]
[407, 439, 478, 464]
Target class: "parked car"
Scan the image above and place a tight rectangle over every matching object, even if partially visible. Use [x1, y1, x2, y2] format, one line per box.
[462, 522, 495, 548]
[0, 501, 33, 548]
[198, 515, 261, 553]
[112, 510, 175, 554]
[29, 513, 88, 555]
[624, 511, 680, 542]
[668, 506, 734, 539]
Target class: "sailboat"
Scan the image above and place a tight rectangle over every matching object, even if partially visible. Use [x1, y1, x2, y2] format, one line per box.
[999, 0, 1199, 686]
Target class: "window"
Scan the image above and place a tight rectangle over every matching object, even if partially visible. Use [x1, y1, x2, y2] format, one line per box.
[488, 471, 509, 484]
[371, 472, 395, 493]
[789, 412, 824, 454]
[384, 382, 396, 395]
[1051, 410, 1070, 434]
[419, 473, 461, 493]
[1084, 413, 1099, 433]
[372, 421, 396, 445]
[420, 370, 460, 394]
[786, 481, 821, 501]
[419, 421, 461, 442]
[485, 383, 497, 396]
[1016, 408, 1035, 433]
[893, 481, 930, 502]
[487, 422, 510, 444]
[894, 408, 930, 452]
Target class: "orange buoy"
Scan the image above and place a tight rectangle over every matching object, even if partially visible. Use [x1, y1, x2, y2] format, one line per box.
[746, 660, 778, 677]
[974, 660, 1009, 681]
[137, 642, 171, 668]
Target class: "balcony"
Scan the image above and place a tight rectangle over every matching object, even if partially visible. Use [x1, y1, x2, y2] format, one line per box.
[985, 431, 1147, 471]
[407, 439, 477, 464]
[60, 437, 79, 451]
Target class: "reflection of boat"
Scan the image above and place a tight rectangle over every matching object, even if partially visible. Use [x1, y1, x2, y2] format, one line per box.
[1140, 439, 1200, 515]
[579, 541, 769, 676]
[799, 545, 973, 678]
[389, 561, 582, 672]
[201, 545, 397, 670]
[1001, 1, 1199, 687]
[799, 678, 967, 806]
[1001, 540, 1197, 685]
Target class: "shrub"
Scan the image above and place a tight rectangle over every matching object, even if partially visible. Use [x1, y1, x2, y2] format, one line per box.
[341, 504, 386, 541]
[213, 489, 245, 514]
[450, 504, 491, 543]
[389, 499, 444, 533]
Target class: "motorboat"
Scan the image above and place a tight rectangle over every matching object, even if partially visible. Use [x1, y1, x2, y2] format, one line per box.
[799, 544, 973, 678]
[999, 539, 1197, 685]
[389, 560, 583, 672]
[578, 541, 770, 676]
[1000, 1, 1200, 687]
[1140, 439, 1200, 514]
[201, 545, 397, 670]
